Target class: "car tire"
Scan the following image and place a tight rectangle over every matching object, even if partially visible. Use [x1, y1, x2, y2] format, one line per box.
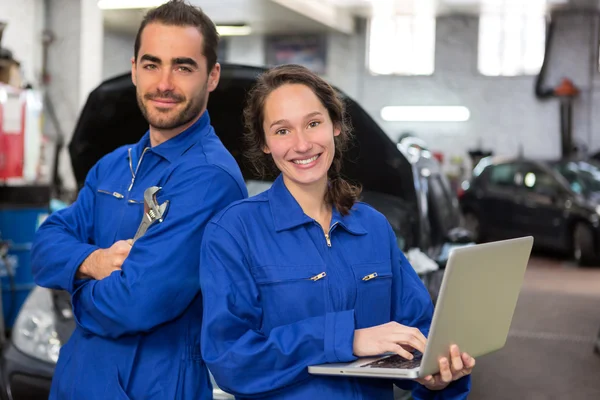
[463, 212, 482, 243]
[572, 222, 595, 266]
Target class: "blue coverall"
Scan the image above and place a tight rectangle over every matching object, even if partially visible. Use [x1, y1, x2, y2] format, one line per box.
[31, 111, 247, 400]
[200, 174, 471, 400]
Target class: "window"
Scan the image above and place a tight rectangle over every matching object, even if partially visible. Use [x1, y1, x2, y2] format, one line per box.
[520, 166, 559, 194]
[478, 0, 547, 76]
[554, 161, 600, 195]
[488, 164, 519, 187]
[368, 8, 436, 76]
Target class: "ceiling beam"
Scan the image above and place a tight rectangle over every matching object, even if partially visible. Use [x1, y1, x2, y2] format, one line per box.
[269, 0, 355, 34]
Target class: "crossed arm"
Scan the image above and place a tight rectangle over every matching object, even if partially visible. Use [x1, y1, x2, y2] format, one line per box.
[32, 164, 245, 338]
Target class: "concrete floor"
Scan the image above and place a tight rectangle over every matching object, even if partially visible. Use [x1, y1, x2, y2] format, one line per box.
[469, 255, 600, 400]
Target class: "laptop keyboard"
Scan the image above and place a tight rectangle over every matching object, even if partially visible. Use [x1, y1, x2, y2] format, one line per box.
[360, 352, 423, 369]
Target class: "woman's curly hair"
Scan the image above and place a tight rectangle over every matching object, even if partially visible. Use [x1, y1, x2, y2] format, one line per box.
[242, 64, 361, 215]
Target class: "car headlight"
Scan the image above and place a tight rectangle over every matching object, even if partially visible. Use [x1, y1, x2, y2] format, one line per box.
[12, 286, 61, 364]
[596, 205, 600, 216]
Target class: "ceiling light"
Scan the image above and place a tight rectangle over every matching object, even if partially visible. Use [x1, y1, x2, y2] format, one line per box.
[381, 106, 470, 122]
[216, 25, 252, 36]
[97, 0, 167, 10]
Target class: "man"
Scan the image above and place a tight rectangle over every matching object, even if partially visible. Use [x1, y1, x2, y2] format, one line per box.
[31, 1, 247, 399]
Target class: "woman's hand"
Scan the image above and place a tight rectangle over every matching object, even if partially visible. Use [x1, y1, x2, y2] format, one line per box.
[416, 345, 475, 391]
[353, 322, 427, 360]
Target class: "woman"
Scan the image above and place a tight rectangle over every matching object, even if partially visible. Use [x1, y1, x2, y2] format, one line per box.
[200, 64, 474, 399]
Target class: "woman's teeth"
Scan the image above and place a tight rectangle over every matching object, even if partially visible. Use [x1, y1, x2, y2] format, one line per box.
[293, 154, 319, 165]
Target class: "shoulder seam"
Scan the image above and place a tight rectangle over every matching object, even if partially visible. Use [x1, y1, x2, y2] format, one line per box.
[210, 194, 269, 224]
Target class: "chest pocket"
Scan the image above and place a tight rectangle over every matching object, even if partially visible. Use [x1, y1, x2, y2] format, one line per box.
[122, 196, 145, 240]
[250, 265, 326, 333]
[351, 261, 393, 329]
[95, 188, 145, 245]
[95, 188, 128, 247]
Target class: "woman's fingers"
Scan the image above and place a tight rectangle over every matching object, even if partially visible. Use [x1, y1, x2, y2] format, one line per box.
[438, 357, 453, 383]
[416, 375, 434, 386]
[390, 343, 416, 360]
[400, 326, 426, 345]
[449, 345, 464, 373]
[462, 352, 476, 370]
[407, 326, 427, 348]
[353, 322, 428, 358]
[389, 330, 427, 353]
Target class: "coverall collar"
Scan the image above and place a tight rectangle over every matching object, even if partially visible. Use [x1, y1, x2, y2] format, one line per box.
[268, 174, 367, 235]
[132, 110, 212, 163]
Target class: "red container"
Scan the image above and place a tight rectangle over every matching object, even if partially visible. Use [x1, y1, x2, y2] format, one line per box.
[0, 85, 26, 181]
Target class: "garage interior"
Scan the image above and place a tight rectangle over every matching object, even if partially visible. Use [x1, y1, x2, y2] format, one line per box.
[1, 0, 600, 399]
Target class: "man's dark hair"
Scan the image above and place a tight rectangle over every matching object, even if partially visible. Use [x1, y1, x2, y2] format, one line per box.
[134, 0, 219, 70]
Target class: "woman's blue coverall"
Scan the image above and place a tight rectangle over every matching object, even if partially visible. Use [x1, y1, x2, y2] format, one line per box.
[200, 174, 471, 400]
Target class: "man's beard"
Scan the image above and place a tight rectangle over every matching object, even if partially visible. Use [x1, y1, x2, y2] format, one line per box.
[137, 82, 207, 131]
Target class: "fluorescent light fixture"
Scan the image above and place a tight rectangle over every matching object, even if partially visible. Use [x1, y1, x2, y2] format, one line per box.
[216, 25, 252, 36]
[381, 106, 470, 122]
[97, 1, 252, 36]
[98, 0, 167, 9]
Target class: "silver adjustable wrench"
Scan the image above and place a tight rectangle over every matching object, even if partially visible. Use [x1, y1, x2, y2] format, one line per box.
[132, 186, 169, 244]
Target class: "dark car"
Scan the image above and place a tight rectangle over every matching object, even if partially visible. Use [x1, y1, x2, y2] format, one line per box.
[0, 64, 462, 400]
[402, 146, 470, 264]
[460, 156, 600, 265]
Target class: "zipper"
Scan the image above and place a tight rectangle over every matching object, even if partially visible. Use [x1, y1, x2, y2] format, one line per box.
[260, 272, 327, 285]
[314, 220, 341, 313]
[362, 272, 378, 281]
[324, 222, 339, 247]
[310, 272, 327, 281]
[97, 189, 124, 199]
[128, 147, 150, 191]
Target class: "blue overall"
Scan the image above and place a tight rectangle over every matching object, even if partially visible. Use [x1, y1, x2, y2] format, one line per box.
[200, 174, 471, 399]
[31, 111, 247, 399]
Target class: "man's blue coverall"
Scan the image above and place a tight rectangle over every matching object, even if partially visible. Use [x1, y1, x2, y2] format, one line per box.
[31, 111, 247, 399]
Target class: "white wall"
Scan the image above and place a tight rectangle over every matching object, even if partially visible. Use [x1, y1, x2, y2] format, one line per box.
[100, 9, 600, 166]
[79, 0, 103, 110]
[324, 32, 362, 101]
[45, 0, 83, 191]
[346, 16, 560, 163]
[225, 35, 265, 67]
[544, 11, 599, 153]
[209, 19, 562, 164]
[0, 0, 44, 86]
[44, 0, 103, 191]
[238, 14, 600, 164]
[103, 30, 134, 80]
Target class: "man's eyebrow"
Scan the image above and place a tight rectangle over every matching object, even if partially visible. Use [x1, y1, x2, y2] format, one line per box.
[172, 57, 198, 68]
[140, 54, 161, 64]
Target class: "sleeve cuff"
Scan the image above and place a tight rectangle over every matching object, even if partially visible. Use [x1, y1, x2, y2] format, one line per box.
[66, 244, 99, 294]
[71, 279, 101, 336]
[324, 310, 357, 363]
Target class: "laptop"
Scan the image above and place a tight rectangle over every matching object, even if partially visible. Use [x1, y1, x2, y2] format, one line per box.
[308, 236, 534, 380]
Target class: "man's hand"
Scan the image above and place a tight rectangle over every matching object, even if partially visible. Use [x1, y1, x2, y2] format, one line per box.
[353, 322, 427, 360]
[77, 240, 133, 280]
[416, 345, 475, 391]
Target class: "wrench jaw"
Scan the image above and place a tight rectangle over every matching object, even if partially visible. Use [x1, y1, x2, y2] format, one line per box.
[144, 186, 162, 217]
[157, 201, 169, 223]
[132, 186, 168, 243]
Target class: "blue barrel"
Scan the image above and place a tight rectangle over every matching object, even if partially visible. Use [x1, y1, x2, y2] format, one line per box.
[0, 185, 50, 329]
